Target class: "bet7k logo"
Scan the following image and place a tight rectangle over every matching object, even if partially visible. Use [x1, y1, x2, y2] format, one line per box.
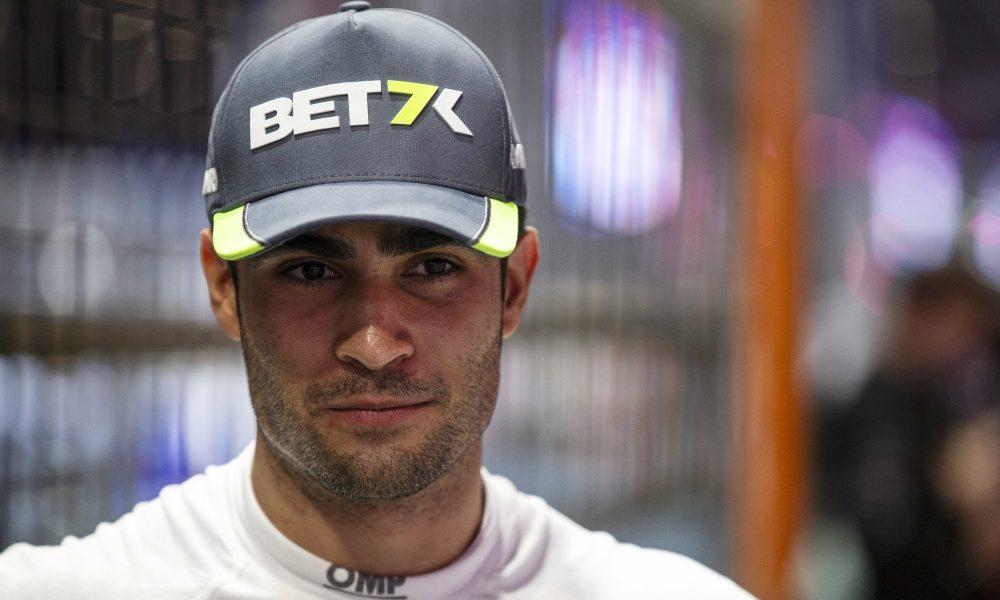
[249, 79, 472, 150]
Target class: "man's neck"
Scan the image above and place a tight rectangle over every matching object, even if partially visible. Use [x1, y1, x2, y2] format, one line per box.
[250, 436, 486, 577]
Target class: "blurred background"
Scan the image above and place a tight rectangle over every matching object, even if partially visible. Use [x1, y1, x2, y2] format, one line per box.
[2, 0, 1000, 599]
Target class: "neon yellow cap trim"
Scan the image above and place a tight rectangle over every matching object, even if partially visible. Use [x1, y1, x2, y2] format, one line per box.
[472, 198, 518, 258]
[388, 80, 439, 125]
[212, 205, 265, 260]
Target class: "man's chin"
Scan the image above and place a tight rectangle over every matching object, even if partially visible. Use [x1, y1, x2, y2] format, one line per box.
[308, 458, 446, 501]
[297, 434, 460, 501]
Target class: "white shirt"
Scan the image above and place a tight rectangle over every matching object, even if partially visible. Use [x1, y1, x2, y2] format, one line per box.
[0, 444, 754, 599]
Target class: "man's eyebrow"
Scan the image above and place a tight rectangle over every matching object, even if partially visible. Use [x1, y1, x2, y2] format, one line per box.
[262, 233, 355, 261]
[377, 226, 463, 257]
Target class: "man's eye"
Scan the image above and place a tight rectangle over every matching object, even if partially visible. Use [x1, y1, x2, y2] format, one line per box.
[286, 262, 334, 281]
[411, 258, 457, 277]
[425, 259, 450, 275]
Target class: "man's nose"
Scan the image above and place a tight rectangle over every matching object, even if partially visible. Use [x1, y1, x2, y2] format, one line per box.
[335, 287, 414, 371]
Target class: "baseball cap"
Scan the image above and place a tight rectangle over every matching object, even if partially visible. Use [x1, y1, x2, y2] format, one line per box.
[203, 1, 526, 261]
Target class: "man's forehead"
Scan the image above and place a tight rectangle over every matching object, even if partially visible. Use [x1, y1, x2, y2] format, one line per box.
[257, 222, 470, 262]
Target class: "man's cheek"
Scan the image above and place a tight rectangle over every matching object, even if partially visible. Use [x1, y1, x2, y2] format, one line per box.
[418, 290, 499, 332]
[247, 314, 333, 377]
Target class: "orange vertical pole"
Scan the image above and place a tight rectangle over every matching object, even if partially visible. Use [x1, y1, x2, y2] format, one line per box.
[732, 0, 808, 598]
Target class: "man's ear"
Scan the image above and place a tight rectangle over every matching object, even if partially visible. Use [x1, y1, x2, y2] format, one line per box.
[502, 227, 540, 339]
[199, 228, 241, 341]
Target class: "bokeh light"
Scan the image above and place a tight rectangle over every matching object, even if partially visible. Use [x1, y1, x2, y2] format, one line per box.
[844, 216, 890, 316]
[970, 159, 1000, 287]
[551, 0, 682, 235]
[798, 114, 870, 191]
[868, 97, 961, 275]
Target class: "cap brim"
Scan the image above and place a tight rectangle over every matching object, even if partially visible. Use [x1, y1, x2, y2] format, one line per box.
[211, 181, 518, 261]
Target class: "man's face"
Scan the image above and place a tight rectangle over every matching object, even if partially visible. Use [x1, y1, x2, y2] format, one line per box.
[231, 222, 506, 500]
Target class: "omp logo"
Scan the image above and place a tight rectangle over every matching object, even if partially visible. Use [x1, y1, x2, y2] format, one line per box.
[250, 80, 472, 150]
[323, 564, 407, 599]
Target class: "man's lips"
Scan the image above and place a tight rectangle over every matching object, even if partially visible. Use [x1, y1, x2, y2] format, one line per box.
[323, 399, 433, 426]
[329, 397, 430, 411]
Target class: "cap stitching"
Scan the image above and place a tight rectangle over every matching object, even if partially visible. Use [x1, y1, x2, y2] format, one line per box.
[243, 204, 267, 244]
[469, 196, 490, 244]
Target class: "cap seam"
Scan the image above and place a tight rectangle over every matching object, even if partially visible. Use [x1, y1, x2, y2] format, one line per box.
[349, 7, 360, 29]
[243, 204, 267, 245]
[469, 196, 490, 244]
[316, 5, 371, 70]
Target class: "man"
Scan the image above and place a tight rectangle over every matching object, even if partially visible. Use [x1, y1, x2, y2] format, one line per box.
[0, 4, 752, 598]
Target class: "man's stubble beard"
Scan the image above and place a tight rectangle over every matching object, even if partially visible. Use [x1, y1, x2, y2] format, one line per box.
[241, 326, 501, 502]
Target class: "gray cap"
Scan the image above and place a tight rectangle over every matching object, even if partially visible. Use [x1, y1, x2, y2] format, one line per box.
[203, 2, 526, 260]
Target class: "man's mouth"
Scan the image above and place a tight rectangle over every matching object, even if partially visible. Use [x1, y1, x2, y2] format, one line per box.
[332, 397, 430, 411]
[324, 399, 433, 426]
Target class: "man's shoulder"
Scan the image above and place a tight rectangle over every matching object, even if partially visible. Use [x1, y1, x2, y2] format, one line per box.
[0, 453, 248, 600]
[0, 547, 214, 600]
[483, 472, 755, 599]
[560, 542, 756, 599]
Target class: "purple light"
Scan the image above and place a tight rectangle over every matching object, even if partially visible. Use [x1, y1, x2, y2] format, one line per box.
[551, 0, 682, 235]
[868, 97, 960, 275]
